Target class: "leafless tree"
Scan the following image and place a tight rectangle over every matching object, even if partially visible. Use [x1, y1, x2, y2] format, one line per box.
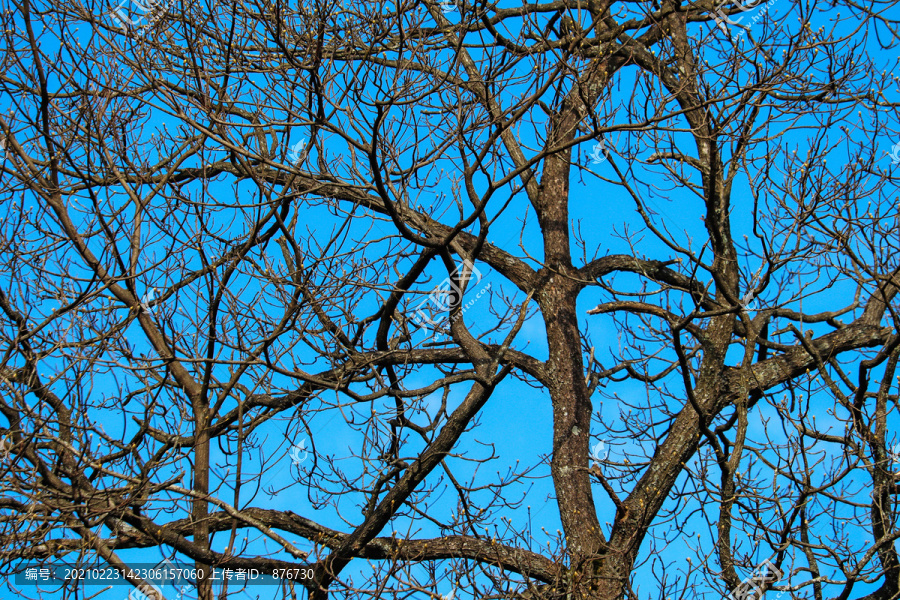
[2, 0, 900, 599]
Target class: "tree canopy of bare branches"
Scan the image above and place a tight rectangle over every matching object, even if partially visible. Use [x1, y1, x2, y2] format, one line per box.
[2, 0, 900, 599]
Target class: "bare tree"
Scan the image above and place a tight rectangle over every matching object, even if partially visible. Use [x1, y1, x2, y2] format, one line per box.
[2, 0, 900, 599]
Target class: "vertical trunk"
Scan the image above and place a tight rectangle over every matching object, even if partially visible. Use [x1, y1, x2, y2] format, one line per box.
[543, 279, 606, 596]
[193, 405, 212, 600]
[538, 142, 604, 595]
